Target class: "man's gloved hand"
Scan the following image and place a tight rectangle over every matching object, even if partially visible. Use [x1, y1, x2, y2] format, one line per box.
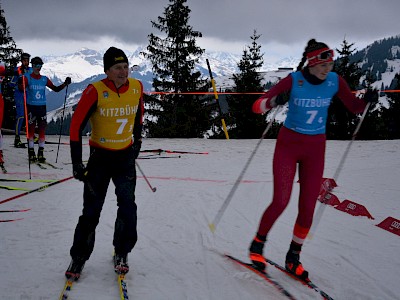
[64, 77, 72, 85]
[364, 89, 379, 104]
[132, 140, 142, 159]
[72, 163, 87, 181]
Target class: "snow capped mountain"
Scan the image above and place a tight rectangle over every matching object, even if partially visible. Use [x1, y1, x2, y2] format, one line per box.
[42, 48, 104, 84]
[41, 46, 299, 118]
[42, 35, 400, 121]
[198, 51, 241, 77]
[40, 47, 299, 88]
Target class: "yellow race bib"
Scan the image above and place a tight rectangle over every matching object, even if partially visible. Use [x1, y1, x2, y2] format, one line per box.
[90, 79, 141, 150]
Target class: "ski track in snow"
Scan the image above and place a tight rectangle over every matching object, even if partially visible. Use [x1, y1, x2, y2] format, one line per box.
[0, 135, 399, 299]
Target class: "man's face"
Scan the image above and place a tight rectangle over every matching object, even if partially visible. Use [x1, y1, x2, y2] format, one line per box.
[106, 62, 129, 88]
[21, 58, 29, 67]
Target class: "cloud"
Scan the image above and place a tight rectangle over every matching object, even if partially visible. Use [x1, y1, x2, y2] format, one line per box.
[2, 0, 399, 58]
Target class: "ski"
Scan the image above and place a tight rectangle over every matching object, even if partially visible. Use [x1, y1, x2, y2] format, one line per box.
[0, 178, 56, 183]
[35, 162, 47, 169]
[0, 208, 31, 213]
[266, 258, 334, 300]
[0, 218, 23, 222]
[59, 278, 75, 300]
[138, 155, 181, 160]
[117, 273, 129, 300]
[164, 149, 208, 155]
[0, 176, 74, 205]
[225, 254, 297, 300]
[40, 161, 62, 169]
[45, 140, 70, 145]
[113, 251, 130, 299]
[141, 148, 208, 155]
[20, 140, 70, 145]
[0, 163, 7, 174]
[0, 185, 31, 191]
[63, 160, 87, 165]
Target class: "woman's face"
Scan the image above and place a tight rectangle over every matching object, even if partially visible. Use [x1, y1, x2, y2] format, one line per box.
[309, 61, 334, 80]
[32, 64, 42, 75]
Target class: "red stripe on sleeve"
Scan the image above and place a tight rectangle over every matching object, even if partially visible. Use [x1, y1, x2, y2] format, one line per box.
[70, 85, 98, 143]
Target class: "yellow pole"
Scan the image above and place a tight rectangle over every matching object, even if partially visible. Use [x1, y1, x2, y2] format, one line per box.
[206, 59, 229, 140]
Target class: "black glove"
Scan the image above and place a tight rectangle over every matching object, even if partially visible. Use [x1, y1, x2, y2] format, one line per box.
[132, 141, 142, 159]
[275, 92, 290, 106]
[364, 89, 378, 104]
[72, 163, 87, 181]
[64, 77, 72, 85]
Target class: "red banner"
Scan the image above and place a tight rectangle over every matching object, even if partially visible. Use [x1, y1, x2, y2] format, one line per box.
[335, 199, 374, 219]
[376, 217, 400, 236]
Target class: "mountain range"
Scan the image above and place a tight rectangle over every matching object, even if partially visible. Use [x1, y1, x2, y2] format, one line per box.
[42, 35, 400, 121]
[41, 46, 300, 88]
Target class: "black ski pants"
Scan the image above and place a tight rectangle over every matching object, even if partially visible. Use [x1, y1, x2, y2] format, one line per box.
[70, 146, 137, 261]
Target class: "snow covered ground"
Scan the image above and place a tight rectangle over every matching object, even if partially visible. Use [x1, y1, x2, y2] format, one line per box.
[0, 135, 399, 300]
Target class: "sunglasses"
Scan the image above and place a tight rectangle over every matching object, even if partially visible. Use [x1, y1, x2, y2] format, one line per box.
[33, 64, 43, 68]
[312, 49, 334, 61]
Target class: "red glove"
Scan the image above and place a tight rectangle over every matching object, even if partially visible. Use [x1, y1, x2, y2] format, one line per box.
[252, 96, 270, 114]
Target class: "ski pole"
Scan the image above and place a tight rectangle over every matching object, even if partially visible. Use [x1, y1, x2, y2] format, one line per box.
[308, 101, 372, 239]
[135, 161, 157, 192]
[56, 85, 69, 163]
[209, 107, 280, 233]
[22, 75, 31, 179]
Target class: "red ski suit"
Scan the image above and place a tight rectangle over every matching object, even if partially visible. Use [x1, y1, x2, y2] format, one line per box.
[253, 71, 367, 242]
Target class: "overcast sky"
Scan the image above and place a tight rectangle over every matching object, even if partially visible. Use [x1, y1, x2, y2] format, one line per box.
[2, 0, 399, 63]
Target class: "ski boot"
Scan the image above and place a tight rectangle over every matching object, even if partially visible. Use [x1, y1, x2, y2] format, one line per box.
[114, 253, 129, 274]
[65, 257, 86, 280]
[249, 234, 267, 271]
[14, 135, 26, 148]
[285, 251, 309, 280]
[37, 147, 46, 163]
[28, 148, 37, 162]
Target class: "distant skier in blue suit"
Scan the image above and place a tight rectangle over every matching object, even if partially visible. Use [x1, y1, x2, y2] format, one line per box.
[21, 56, 71, 162]
[10, 53, 32, 148]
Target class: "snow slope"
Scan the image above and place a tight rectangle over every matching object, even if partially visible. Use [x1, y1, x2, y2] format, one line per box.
[0, 135, 399, 300]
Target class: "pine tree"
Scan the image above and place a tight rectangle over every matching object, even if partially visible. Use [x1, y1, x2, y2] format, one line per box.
[381, 73, 400, 139]
[142, 0, 213, 138]
[357, 72, 383, 140]
[0, 3, 23, 129]
[327, 38, 362, 139]
[227, 30, 266, 138]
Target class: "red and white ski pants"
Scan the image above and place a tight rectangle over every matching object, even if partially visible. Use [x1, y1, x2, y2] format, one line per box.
[257, 126, 326, 244]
